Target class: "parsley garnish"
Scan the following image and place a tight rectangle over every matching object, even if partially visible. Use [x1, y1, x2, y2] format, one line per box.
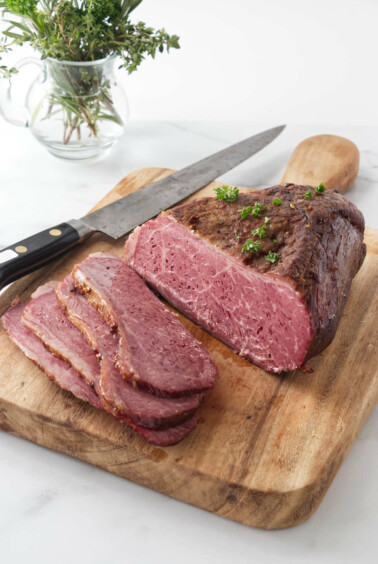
[251, 202, 268, 217]
[314, 182, 326, 194]
[273, 238, 277, 243]
[265, 250, 280, 263]
[264, 216, 271, 224]
[304, 189, 314, 199]
[251, 224, 268, 238]
[214, 185, 239, 202]
[273, 198, 282, 206]
[239, 202, 268, 219]
[239, 205, 253, 219]
[241, 239, 261, 253]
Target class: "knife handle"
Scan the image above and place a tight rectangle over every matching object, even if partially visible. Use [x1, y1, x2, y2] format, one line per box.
[0, 220, 92, 290]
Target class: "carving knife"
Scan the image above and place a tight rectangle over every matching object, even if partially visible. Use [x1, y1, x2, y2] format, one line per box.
[0, 125, 285, 289]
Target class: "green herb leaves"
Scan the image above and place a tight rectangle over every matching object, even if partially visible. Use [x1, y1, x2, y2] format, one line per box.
[3, 0, 37, 16]
[304, 189, 314, 199]
[241, 239, 261, 254]
[251, 224, 268, 239]
[314, 182, 326, 193]
[238, 205, 277, 256]
[242, 237, 280, 264]
[0, 1, 180, 75]
[214, 185, 239, 202]
[303, 183, 326, 200]
[265, 251, 280, 263]
[239, 202, 267, 219]
[239, 205, 253, 219]
[273, 197, 282, 206]
[252, 202, 268, 217]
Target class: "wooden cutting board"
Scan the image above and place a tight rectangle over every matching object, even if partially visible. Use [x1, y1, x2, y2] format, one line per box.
[0, 136, 377, 530]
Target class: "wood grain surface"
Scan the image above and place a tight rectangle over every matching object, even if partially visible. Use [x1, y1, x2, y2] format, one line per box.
[0, 164, 377, 530]
[281, 134, 359, 193]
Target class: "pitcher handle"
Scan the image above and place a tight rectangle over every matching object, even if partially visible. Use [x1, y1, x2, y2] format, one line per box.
[0, 57, 44, 127]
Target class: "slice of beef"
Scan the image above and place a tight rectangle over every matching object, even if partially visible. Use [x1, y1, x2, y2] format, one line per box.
[31, 280, 61, 299]
[72, 253, 217, 397]
[56, 275, 203, 429]
[128, 409, 200, 447]
[56, 275, 119, 361]
[1, 303, 199, 445]
[22, 288, 102, 392]
[1, 303, 103, 408]
[125, 184, 366, 373]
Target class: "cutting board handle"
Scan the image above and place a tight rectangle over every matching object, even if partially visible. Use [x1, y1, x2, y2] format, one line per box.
[281, 134, 359, 194]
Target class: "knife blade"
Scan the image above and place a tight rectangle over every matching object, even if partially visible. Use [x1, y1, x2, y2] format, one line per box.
[0, 125, 285, 290]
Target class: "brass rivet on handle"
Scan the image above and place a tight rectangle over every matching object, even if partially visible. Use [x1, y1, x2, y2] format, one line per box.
[49, 229, 62, 236]
[15, 246, 27, 253]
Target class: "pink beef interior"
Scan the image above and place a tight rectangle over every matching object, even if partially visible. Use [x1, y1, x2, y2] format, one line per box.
[2, 301, 199, 446]
[125, 216, 314, 373]
[57, 275, 203, 429]
[1, 304, 103, 409]
[73, 253, 217, 396]
[22, 289, 102, 390]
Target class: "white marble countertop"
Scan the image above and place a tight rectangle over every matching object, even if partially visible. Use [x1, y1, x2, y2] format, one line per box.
[0, 120, 377, 564]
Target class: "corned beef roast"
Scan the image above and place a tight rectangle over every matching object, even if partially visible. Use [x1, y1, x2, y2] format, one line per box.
[72, 253, 217, 397]
[125, 183, 366, 373]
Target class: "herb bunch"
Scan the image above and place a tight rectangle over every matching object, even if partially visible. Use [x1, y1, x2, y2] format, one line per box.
[0, 1, 179, 73]
[0, 1, 180, 144]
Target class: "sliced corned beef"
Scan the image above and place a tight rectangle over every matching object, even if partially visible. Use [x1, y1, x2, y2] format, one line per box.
[72, 253, 217, 397]
[129, 409, 200, 447]
[22, 283, 200, 430]
[56, 275, 203, 429]
[1, 303, 103, 408]
[22, 288, 102, 392]
[1, 301, 199, 445]
[124, 184, 366, 373]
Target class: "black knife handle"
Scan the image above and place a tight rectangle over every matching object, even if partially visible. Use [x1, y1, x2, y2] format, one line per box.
[0, 220, 92, 290]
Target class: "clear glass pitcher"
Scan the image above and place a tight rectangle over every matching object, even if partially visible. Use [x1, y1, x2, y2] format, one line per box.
[0, 55, 128, 160]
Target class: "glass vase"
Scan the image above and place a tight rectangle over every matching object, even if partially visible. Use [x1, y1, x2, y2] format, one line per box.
[0, 55, 128, 160]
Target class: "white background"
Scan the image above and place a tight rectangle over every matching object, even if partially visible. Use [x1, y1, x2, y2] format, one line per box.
[125, 0, 378, 125]
[0, 1, 377, 563]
